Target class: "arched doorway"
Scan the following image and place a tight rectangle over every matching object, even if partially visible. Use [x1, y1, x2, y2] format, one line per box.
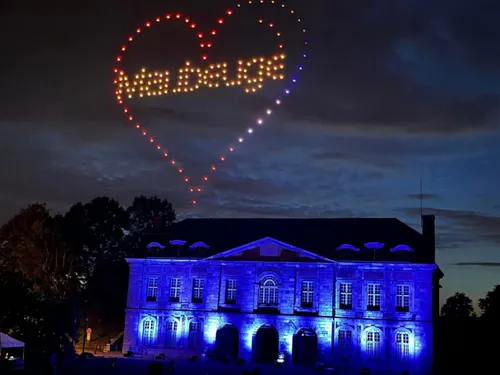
[292, 328, 318, 364]
[252, 325, 279, 363]
[215, 324, 239, 359]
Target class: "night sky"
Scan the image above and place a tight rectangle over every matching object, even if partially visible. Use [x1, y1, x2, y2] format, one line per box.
[1, 0, 499, 307]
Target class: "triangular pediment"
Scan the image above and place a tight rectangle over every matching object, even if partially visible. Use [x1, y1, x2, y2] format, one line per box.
[204, 237, 333, 262]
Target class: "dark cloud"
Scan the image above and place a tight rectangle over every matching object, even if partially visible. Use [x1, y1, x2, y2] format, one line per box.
[407, 193, 439, 200]
[452, 262, 500, 268]
[401, 207, 500, 245]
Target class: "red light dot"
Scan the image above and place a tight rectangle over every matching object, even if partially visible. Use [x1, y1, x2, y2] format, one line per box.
[190, 188, 194, 192]
[178, 168, 183, 173]
[218, 18, 224, 24]
[113, 80, 117, 84]
[200, 43, 205, 48]
[229, 147, 234, 152]
[164, 152, 168, 156]
[156, 145, 161, 149]
[116, 56, 122, 62]
[184, 177, 189, 182]
[156, 17, 160, 22]
[128, 115, 133, 120]
[211, 30, 217, 35]
[197, 32, 203, 38]
[145, 22, 151, 27]
[113, 68, 118, 73]
[207, 43, 212, 48]
[211, 165, 216, 170]
[124, 108, 128, 112]
[121, 46, 126, 51]
[176, 13, 181, 18]
[149, 137, 154, 143]
[142, 130, 147, 135]
[171, 160, 176, 164]
[220, 156, 226, 161]
[197, 188, 202, 192]
[192, 200, 197, 205]
[227, 10, 233, 15]
[136, 124, 140, 128]
[185, 18, 190, 23]
[166, 14, 171, 19]
[136, 28, 141, 33]
[128, 36, 133, 41]
[202, 54, 208, 60]
[191, 23, 196, 28]
[204, 176, 208, 181]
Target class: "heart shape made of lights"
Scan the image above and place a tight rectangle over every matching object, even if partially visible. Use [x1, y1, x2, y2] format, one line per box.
[113, 0, 307, 205]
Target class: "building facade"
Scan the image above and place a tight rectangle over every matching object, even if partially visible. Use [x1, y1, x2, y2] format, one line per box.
[124, 216, 442, 373]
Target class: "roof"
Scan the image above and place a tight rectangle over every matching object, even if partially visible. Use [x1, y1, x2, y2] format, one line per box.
[138, 217, 435, 263]
[0, 332, 24, 348]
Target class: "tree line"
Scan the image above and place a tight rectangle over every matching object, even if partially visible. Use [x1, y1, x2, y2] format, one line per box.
[0, 195, 176, 352]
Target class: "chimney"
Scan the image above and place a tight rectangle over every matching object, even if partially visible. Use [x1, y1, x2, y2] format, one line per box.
[421, 215, 435, 262]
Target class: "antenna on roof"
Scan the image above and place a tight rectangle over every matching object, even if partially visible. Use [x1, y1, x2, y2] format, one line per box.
[420, 179, 423, 216]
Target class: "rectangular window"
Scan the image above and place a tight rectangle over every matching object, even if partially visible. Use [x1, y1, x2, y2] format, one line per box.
[396, 285, 410, 312]
[396, 332, 410, 360]
[146, 277, 159, 302]
[367, 284, 381, 311]
[300, 281, 314, 308]
[339, 283, 352, 309]
[169, 278, 181, 302]
[366, 331, 381, 359]
[225, 279, 237, 304]
[192, 278, 205, 303]
[338, 329, 352, 359]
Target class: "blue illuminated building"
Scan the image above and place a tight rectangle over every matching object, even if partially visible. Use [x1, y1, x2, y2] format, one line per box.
[124, 215, 442, 373]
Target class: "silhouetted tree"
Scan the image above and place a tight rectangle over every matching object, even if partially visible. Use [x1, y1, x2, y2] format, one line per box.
[63, 196, 130, 282]
[440, 292, 475, 319]
[479, 285, 500, 320]
[126, 195, 176, 254]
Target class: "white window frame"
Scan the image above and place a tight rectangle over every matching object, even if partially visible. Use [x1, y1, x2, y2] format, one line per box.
[169, 278, 181, 300]
[225, 279, 237, 303]
[338, 329, 352, 358]
[165, 320, 178, 348]
[339, 282, 353, 307]
[396, 284, 410, 310]
[192, 278, 205, 301]
[367, 284, 381, 308]
[300, 281, 314, 307]
[142, 318, 155, 344]
[258, 276, 278, 305]
[396, 332, 410, 360]
[146, 277, 159, 300]
[366, 330, 381, 359]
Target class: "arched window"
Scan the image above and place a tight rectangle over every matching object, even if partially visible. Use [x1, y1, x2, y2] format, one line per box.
[258, 276, 279, 305]
[188, 321, 202, 350]
[338, 327, 353, 359]
[165, 320, 178, 348]
[395, 331, 410, 360]
[142, 318, 156, 345]
[366, 330, 381, 359]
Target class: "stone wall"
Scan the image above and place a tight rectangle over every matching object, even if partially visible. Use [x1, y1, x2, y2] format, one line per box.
[123, 258, 435, 372]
